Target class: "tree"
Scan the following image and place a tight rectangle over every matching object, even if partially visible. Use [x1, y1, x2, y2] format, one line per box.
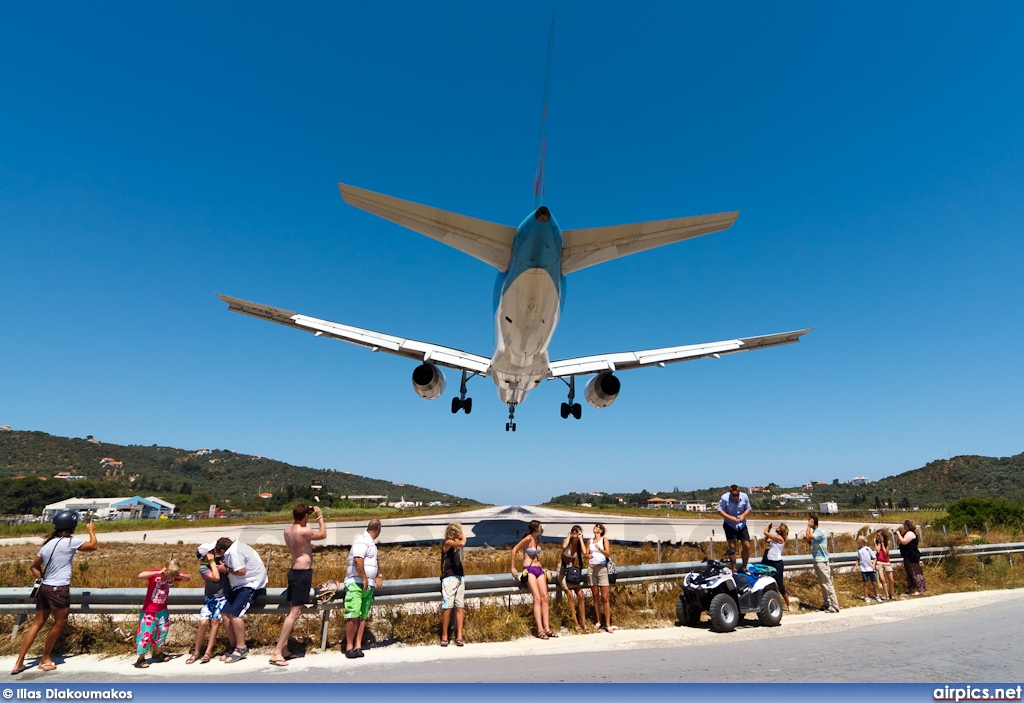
[179, 482, 193, 495]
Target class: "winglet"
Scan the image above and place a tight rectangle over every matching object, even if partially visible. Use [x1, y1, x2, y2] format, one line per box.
[533, 15, 554, 209]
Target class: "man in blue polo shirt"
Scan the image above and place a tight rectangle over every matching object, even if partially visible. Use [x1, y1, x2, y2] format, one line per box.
[716, 484, 752, 571]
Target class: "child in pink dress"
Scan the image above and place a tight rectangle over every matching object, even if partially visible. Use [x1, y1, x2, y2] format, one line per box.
[134, 558, 189, 668]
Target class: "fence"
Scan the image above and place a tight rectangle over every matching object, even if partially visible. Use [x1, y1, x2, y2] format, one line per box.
[1, 541, 1020, 649]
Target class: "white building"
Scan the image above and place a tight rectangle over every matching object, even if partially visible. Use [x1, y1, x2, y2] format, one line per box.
[684, 502, 709, 512]
[42, 496, 164, 520]
[850, 476, 872, 485]
[819, 502, 839, 515]
[144, 497, 177, 517]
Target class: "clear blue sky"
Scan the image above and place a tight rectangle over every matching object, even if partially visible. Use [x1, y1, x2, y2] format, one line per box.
[2, 4, 1022, 505]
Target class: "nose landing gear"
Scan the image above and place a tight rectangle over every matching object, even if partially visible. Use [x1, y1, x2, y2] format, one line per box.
[505, 403, 517, 432]
[451, 370, 475, 415]
[559, 376, 582, 420]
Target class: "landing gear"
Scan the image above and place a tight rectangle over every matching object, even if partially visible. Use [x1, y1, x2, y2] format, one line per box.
[505, 403, 517, 432]
[450, 371, 474, 415]
[559, 376, 582, 420]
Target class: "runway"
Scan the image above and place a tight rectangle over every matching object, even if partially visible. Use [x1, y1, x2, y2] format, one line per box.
[0, 505, 897, 548]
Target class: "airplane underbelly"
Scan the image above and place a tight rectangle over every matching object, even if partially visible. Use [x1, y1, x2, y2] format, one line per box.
[491, 269, 560, 404]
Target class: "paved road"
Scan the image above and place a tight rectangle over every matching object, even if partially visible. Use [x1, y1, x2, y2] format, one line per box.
[22, 588, 1023, 683]
[0, 505, 896, 548]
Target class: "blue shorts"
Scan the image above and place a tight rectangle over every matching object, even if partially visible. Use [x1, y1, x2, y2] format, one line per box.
[200, 596, 226, 621]
[223, 586, 265, 618]
[860, 571, 878, 583]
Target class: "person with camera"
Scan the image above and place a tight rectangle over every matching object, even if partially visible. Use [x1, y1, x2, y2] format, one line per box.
[187, 543, 231, 664]
[897, 520, 926, 595]
[439, 522, 466, 647]
[874, 530, 895, 600]
[761, 521, 793, 613]
[269, 503, 327, 666]
[717, 485, 752, 572]
[11, 511, 98, 675]
[559, 524, 589, 633]
[802, 515, 839, 612]
[588, 523, 615, 632]
[214, 536, 268, 663]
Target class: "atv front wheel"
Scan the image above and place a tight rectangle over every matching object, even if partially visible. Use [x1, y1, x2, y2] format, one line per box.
[708, 593, 739, 633]
[757, 589, 784, 627]
[675, 594, 701, 627]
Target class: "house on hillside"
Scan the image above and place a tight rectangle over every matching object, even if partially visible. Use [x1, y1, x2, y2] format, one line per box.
[850, 476, 872, 485]
[53, 472, 86, 480]
[778, 493, 811, 503]
[196, 449, 210, 456]
[99, 458, 122, 468]
[646, 496, 679, 508]
[0, 426, 11, 432]
[685, 502, 709, 512]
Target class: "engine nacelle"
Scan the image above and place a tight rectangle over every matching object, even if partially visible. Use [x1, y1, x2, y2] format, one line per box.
[584, 372, 621, 409]
[411, 363, 446, 400]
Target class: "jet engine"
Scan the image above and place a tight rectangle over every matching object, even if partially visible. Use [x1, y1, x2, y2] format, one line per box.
[411, 363, 446, 400]
[584, 372, 620, 409]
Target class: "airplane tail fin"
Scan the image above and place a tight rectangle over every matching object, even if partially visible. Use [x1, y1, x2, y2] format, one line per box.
[533, 15, 554, 209]
[560, 211, 740, 275]
[339, 183, 516, 271]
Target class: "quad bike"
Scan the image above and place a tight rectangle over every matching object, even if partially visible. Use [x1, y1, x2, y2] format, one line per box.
[676, 549, 784, 633]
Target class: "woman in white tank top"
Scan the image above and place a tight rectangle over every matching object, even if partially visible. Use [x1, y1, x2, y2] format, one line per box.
[587, 524, 614, 631]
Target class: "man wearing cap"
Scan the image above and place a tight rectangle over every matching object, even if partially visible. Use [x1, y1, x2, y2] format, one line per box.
[344, 518, 383, 659]
[214, 537, 267, 663]
[269, 503, 327, 666]
[717, 485, 752, 572]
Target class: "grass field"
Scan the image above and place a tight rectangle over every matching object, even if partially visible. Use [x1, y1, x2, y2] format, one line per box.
[0, 526, 1020, 661]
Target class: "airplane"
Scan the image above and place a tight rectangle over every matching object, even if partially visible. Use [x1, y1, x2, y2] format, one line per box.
[217, 23, 811, 432]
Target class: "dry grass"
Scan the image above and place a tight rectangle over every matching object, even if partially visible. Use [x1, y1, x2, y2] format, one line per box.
[0, 529, 1020, 659]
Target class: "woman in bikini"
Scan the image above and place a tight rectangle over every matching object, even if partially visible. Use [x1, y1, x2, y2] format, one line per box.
[511, 520, 556, 639]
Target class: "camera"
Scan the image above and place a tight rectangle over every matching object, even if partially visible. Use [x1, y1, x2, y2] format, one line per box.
[29, 578, 42, 599]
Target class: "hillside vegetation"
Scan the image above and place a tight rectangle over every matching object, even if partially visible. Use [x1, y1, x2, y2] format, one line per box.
[0, 430, 479, 514]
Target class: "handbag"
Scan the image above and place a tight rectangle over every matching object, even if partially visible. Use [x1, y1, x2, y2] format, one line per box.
[607, 559, 618, 585]
[565, 565, 582, 585]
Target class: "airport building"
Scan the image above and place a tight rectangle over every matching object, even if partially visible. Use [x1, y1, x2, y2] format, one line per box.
[42, 496, 172, 520]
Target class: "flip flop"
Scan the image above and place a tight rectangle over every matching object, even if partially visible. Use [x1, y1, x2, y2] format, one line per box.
[440, 640, 449, 647]
[133, 660, 148, 669]
[10, 666, 27, 675]
[38, 663, 57, 672]
[455, 639, 464, 647]
[268, 658, 288, 667]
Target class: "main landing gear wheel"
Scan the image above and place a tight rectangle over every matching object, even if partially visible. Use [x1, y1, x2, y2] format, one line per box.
[559, 377, 583, 420]
[505, 422, 517, 432]
[451, 371, 474, 415]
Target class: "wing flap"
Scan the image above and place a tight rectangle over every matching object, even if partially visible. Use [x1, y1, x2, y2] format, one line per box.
[561, 211, 739, 275]
[339, 183, 516, 271]
[548, 329, 811, 378]
[218, 294, 491, 375]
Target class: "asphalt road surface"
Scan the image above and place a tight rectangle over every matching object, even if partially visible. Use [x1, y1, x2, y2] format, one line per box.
[21, 588, 1023, 683]
[0, 505, 897, 548]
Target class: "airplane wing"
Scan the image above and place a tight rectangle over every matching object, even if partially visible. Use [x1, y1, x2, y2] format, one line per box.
[339, 183, 516, 271]
[547, 329, 811, 378]
[561, 211, 739, 275]
[216, 294, 492, 375]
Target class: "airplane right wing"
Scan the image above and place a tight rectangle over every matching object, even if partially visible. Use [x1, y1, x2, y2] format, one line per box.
[339, 183, 516, 271]
[561, 211, 739, 275]
[217, 294, 491, 375]
[547, 329, 812, 377]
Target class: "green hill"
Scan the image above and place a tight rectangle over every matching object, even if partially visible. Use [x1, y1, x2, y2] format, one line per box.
[0, 429, 480, 515]
[547, 452, 1024, 509]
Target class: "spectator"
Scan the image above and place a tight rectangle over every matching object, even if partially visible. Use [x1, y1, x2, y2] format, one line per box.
[214, 537, 268, 663]
[874, 531, 895, 601]
[511, 520, 556, 639]
[134, 558, 189, 668]
[440, 522, 466, 647]
[588, 523, 615, 632]
[897, 520, 926, 595]
[856, 536, 882, 603]
[11, 512, 98, 675]
[344, 519, 384, 659]
[559, 524, 589, 633]
[761, 522, 793, 613]
[717, 485, 752, 571]
[802, 515, 839, 613]
[187, 543, 230, 664]
[270, 503, 327, 666]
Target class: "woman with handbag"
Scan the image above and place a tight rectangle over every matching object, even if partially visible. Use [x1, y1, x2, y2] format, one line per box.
[588, 523, 615, 632]
[11, 511, 98, 675]
[510, 520, 556, 639]
[559, 525, 589, 633]
[897, 520, 926, 595]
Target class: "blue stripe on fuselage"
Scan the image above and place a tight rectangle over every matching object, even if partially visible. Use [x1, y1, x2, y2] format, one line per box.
[493, 209, 565, 314]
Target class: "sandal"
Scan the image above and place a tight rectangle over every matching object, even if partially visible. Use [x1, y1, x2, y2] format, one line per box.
[133, 659, 149, 669]
[455, 639, 464, 647]
[186, 655, 199, 665]
[200, 655, 211, 664]
[536, 632, 549, 640]
[545, 630, 559, 638]
[151, 652, 170, 664]
[440, 640, 449, 647]
[224, 647, 248, 664]
[38, 663, 57, 672]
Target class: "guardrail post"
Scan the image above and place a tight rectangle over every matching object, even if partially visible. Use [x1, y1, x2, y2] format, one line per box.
[10, 613, 25, 641]
[319, 608, 331, 650]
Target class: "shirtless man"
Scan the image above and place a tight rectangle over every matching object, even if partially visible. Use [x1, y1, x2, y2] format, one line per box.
[269, 503, 327, 666]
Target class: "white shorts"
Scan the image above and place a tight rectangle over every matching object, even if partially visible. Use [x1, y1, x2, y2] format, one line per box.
[441, 576, 465, 609]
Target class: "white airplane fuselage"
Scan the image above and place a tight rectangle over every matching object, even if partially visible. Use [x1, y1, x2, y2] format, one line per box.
[491, 206, 564, 405]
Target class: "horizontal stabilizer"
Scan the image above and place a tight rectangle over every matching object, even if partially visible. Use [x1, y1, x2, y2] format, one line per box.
[561, 211, 739, 275]
[217, 294, 491, 374]
[548, 329, 811, 378]
[339, 183, 516, 271]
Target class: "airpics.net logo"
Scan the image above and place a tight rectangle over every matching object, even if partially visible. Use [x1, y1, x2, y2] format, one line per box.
[934, 685, 1022, 701]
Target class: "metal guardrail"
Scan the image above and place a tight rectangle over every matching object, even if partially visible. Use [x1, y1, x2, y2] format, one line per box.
[1, 541, 1020, 648]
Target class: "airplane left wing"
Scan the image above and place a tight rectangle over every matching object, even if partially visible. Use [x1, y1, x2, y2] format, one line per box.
[217, 294, 491, 374]
[547, 329, 812, 378]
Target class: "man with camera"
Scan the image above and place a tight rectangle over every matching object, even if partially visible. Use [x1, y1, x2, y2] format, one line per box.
[269, 503, 327, 667]
[214, 536, 268, 663]
[716, 485, 752, 571]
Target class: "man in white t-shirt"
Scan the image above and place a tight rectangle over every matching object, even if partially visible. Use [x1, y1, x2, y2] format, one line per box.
[343, 519, 383, 659]
[214, 537, 268, 663]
